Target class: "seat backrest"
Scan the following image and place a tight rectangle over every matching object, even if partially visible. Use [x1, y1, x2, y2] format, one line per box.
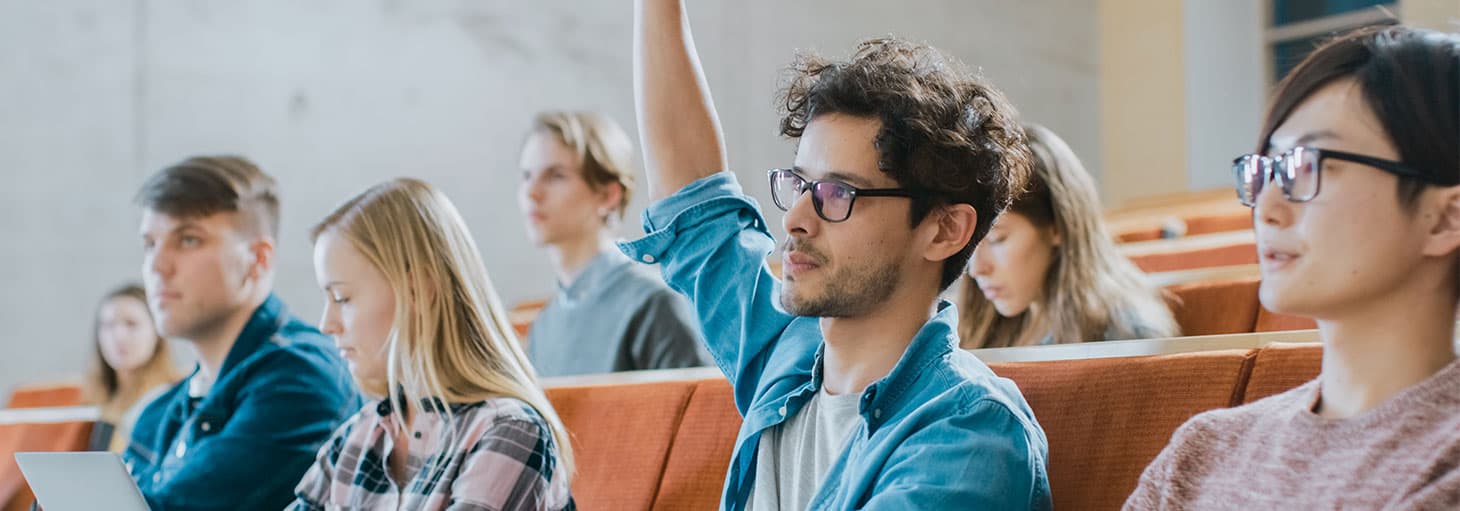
[1128, 241, 1258, 273]
[1241, 342, 1322, 404]
[1182, 212, 1252, 237]
[5, 384, 83, 410]
[1253, 307, 1317, 332]
[0, 420, 95, 511]
[1145, 264, 1259, 289]
[545, 380, 696, 510]
[989, 349, 1255, 511]
[651, 379, 741, 511]
[1114, 226, 1165, 243]
[1165, 277, 1262, 336]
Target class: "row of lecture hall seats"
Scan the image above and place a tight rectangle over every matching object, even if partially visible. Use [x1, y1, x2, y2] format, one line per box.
[1106, 188, 1253, 243]
[3, 332, 1330, 510]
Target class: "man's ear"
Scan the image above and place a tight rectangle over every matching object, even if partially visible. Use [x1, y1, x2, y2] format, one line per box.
[922, 203, 977, 263]
[597, 183, 625, 222]
[1422, 185, 1460, 258]
[247, 238, 276, 280]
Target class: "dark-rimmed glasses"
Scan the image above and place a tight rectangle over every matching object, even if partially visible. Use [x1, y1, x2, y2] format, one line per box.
[767, 168, 916, 223]
[1232, 146, 1450, 207]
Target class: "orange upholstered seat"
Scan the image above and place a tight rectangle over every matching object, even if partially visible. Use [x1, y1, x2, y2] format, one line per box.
[1129, 241, 1258, 273]
[988, 349, 1254, 511]
[0, 419, 95, 511]
[1254, 308, 1317, 332]
[545, 380, 696, 510]
[1165, 277, 1262, 336]
[1182, 212, 1252, 237]
[1241, 343, 1323, 403]
[4, 384, 83, 409]
[1114, 226, 1166, 243]
[651, 379, 741, 510]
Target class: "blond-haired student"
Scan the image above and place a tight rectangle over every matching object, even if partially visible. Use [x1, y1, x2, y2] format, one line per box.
[516, 111, 709, 376]
[290, 178, 574, 510]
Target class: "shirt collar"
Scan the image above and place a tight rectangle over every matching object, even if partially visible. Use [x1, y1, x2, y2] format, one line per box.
[184, 294, 286, 400]
[373, 394, 482, 418]
[557, 248, 631, 299]
[186, 367, 212, 399]
[216, 294, 288, 379]
[826, 300, 959, 432]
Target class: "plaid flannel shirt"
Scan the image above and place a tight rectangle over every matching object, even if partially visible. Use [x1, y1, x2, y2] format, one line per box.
[288, 396, 574, 511]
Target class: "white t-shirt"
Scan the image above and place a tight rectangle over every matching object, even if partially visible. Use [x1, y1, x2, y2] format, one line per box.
[748, 386, 864, 511]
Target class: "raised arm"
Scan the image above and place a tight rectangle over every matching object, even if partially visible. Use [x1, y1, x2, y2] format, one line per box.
[634, 0, 728, 200]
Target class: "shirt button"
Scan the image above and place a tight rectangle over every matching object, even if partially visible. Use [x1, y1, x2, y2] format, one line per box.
[200, 422, 211, 432]
[873, 409, 882, 419]
[641, 254, 656, 263]
[778, 406, 787, 417]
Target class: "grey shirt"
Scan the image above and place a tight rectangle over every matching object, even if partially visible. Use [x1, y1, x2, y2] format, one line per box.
[749, 387, 864, 511]
[526, 249, 711, 377]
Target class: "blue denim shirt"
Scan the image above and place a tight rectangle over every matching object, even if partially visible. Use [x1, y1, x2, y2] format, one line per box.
[619, 172, 1051, 510]
[123, 294, 361, 511]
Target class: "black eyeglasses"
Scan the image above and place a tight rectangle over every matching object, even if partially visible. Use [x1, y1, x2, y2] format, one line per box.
[767, 168, 916, 223]
[1232, 146, 1451, 207]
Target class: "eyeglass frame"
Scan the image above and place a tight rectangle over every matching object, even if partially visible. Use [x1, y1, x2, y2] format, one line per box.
[766, 168, 918, 223]
[1231, 146, 1449, 207]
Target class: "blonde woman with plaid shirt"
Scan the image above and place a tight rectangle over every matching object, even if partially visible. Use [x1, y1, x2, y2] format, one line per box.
[289, 178, 575, 510]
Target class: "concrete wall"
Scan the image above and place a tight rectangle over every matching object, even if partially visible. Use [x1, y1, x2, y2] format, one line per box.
[1098, 0, 1190, 207]
[0, 0, 1099, 395]
[1097, 0, 1268, 207]
[1184, 0, 1266, 191]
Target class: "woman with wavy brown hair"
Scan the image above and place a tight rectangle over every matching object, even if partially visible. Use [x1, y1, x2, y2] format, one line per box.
[960, 124, 1178, 349]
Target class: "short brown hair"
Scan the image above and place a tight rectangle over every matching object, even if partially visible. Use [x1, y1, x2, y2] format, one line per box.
[530, 111, 637, 219]
[777, 37, 1032, 289]
[136, 155, 281, 238]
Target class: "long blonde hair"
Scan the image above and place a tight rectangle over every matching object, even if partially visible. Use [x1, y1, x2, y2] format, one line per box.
[960, 124, 1178, 348]
[312, 178, 574, 476]
[83, 283, 182, 421]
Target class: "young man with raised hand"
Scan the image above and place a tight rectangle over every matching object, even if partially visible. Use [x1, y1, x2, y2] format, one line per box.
[620, 1, 1051, 509]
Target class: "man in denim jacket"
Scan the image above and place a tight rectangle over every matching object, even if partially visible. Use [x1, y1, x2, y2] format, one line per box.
[623, 1, 1052, 509]
[124, 156, 360, 510]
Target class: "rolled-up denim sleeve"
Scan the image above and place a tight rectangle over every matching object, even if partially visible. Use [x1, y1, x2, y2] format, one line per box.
[618, 171, 794, 398]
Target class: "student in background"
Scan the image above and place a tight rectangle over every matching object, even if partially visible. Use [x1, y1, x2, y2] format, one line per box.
[293, 178, 574, 510]
[126, 155, 360, 510]
[82, 283, 183, 452]
[961, 124, 1178, 348]
[517, 111, 709, 376]
[1127, 26, 1460, 509]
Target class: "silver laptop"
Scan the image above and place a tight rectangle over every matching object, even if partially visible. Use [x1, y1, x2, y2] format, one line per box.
[14, 452, 150, 511]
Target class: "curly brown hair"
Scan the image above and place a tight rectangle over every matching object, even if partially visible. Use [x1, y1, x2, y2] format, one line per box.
[777, 37, 1032, 289]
